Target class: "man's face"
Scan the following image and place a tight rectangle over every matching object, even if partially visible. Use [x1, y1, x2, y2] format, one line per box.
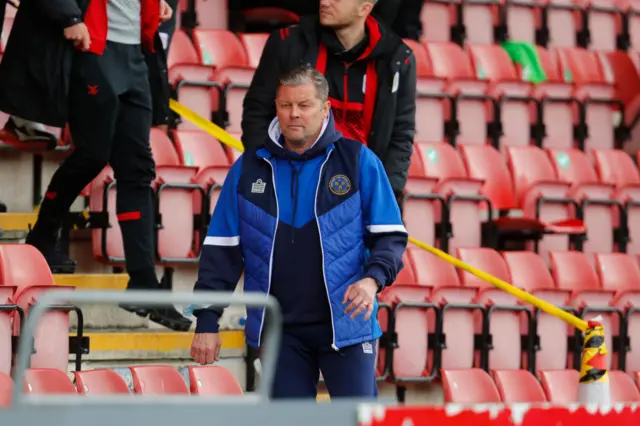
[319, 0, 372, 28]
[275, 82, 330, 148]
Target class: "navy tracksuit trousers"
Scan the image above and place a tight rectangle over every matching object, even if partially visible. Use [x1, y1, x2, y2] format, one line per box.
[269, 324, 378, 399]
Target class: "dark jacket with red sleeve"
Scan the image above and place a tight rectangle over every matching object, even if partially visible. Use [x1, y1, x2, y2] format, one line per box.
[0, 0, 171, 128]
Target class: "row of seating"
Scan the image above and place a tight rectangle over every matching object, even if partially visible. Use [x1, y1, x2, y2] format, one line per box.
[167, 29, 639, 155]
[423, 0, 640, 50]
[0, 365, 242, 406]
[378, 247, 640, 385]
[442, 368, 640, 404]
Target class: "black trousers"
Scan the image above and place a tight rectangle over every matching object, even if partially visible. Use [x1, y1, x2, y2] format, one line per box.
[35, 42, 157, 278]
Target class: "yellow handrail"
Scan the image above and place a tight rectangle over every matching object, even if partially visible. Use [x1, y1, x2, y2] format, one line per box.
[169, 99, 589, 332]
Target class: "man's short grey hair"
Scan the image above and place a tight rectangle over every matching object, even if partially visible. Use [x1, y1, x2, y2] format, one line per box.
[276, 66, 329, 102]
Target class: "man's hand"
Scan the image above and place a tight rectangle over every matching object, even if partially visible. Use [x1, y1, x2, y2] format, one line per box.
[191, 333, 222, 365]
[64, 23, 91, 52]
[160, 0, 173, 23]
[343, 278, 379, 320]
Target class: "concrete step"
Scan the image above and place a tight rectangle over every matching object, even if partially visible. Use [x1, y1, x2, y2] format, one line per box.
[0, 212, 36, 232]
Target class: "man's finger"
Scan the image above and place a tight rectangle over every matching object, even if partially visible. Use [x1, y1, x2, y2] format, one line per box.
[82, 36, 91, 51]
[205, 348, 215, 365]
[345, 294, 364, 314]
[342, 285, 355, 304]
[350, 301, 368, 319]
[364, 302, 374, 321]
[214, 343, 222, 362]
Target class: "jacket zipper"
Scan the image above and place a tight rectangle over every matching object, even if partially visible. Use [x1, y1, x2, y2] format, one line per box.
[314, 149, 338, 351]
[256, 157, 279, 347]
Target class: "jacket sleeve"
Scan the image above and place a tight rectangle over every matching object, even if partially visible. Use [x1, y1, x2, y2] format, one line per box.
[185, 157, 245, 333]
[31, 0, 83, 28]
[360, 147, 409, 290]
[383, 53, 417, 198]
[240, 30, 284, 150]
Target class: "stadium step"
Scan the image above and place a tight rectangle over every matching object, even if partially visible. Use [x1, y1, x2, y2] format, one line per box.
[0, 212, 36, 232]
[55, 273, 128, 290]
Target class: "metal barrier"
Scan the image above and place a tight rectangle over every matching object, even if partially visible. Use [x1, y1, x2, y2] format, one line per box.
[11, 290, 281, 405]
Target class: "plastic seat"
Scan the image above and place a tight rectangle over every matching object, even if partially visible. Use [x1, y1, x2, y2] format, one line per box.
[420, 0, 458, 43]
[402, 177, 440, 249]
[130, 365, 190, 395]
[581, 0, 623, 50]
[238, 33, 269, 69]
[441, 369, 502, 403]
[549, 251, 616, 369]
[459, 144, 518, 210]
[555, 47, 618, 151]
[167, 30, 216, 131]
[23, 369, 76, 394]
[192, 166, 230, 251]
[414, 143, 486, 253]
[547, 147, 620, 256]
[466, 44, 534, 151]
[1, 18, 13, 53]
[457, 248, 524, 370]
[539, 369, 579, 403]
[609, 370, 640, 402]
[187, 366, 243, 395]
[492, 369, 548, 403]
[0, 245, 73, 371]
[530, 47, 577, 150]
[506, 145, 583, 262]
[502, 0, 540, 43]
[594, 253, 640, 372]
[172, 130, 230, 169]
[74, 369, 131, 395]
[545, 0, 580, 48]
[502, 251, 571, 370]
[423, 42, 493, 146]
[0, 283, 14, 375]
[191, 0, 227, 29]
[0, 372, 11, 407]
[618, 0, 640, 49]
[593, 149, 640, 255]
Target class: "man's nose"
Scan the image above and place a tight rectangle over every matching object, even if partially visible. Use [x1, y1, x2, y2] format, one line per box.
[290, 106, 301, 118]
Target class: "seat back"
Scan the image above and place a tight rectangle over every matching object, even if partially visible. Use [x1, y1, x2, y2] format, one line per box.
[74, 369, 131, 395]
[548, 148, 600, 186]
[441, 369, 502, 403]
[130, 366, 190, 395]
[0, 372, 12, 407]
[191, 30, 248, 68]
[609, 370, 640, 402]
[539, 370, 579, 403]
[187, 366, 243, 395]
[238, 33, 268, 69]
[493, 369, 547, 403]
[172, 130, 230, 169]
[23, 369, 76, 394]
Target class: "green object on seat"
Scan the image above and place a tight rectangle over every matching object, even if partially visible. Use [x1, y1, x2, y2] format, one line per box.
[501, 41, 547, 85]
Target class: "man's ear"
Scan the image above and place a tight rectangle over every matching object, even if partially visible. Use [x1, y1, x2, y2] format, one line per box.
[322, 100, 331, 120]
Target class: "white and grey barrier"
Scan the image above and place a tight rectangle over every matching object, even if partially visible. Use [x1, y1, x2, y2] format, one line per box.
[12, 290, 282, 405]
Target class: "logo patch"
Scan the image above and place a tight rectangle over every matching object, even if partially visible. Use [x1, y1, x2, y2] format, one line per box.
[329, 174, 351, 196]
[362, 342, 373, 354]
[251, 179, 266, 194]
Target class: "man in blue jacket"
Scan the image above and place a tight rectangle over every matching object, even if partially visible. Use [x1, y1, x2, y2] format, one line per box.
[188, 66, 407, 399]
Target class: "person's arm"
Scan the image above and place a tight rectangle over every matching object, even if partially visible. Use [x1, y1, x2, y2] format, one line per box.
[360, 147, 408, 291]
[185, 157, 245, 333]
[382, 52, 417, 199]
[31, 0, 83, 28]
[241, 30, 285, 150]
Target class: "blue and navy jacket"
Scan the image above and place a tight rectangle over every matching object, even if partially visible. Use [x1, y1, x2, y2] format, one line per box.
[186, 113, 408, 349]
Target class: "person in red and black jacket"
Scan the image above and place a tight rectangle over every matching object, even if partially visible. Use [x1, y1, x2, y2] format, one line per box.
[0, 0, 191, 331]
[241, 0, 417, 200]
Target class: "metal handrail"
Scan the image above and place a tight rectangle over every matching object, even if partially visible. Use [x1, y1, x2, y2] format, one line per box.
[12, 290, 281, 405]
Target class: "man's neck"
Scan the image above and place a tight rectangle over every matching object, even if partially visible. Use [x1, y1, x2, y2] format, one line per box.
[334, 21, 367, 51]
[284, 128, 323, 155]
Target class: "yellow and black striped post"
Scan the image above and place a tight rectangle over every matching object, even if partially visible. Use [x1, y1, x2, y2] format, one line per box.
[578, 318, 611, 405]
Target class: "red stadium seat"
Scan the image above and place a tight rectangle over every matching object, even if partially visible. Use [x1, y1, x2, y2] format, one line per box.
[492, 369, 548, 403]
[547, 147, 621, 256]
[581, 0, 623, 50]
[172, 130, 230, 169]
[467, 44, 535, 151]
[402, 177, 440, 249]
[593, 253, 640, 372]
[555, 47, 618, 151]
[457, 248, 525, 370]
[502, 0, 540, 43]
[506, 145, 584, 262]
[423, 42, 494, 146]
[187, 366, 243, 395]
[23, 369, 76, 394]
[74, 369, 131, 395]
[539, 369, 579, 403]
[593, 149, 640, 256]
[403, 39, 432, 79]
[413, 143, 486, 253]
[459, 144, 518, 210]
[238, 33, 269, 69]
[441, 368, 502, 403]
[545, 0, 579, 48]
[192, 166, 230, 251]
[191, 0, 227, 29]
[0, 285, 14, 375]
[0, 245, 74, 371]
[0, 372, 11, 406]
[610, 370, 640, 402]
[502, 251, 571, 370]
[130, 365, 190, 395]
[407, 247, 477, 372]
